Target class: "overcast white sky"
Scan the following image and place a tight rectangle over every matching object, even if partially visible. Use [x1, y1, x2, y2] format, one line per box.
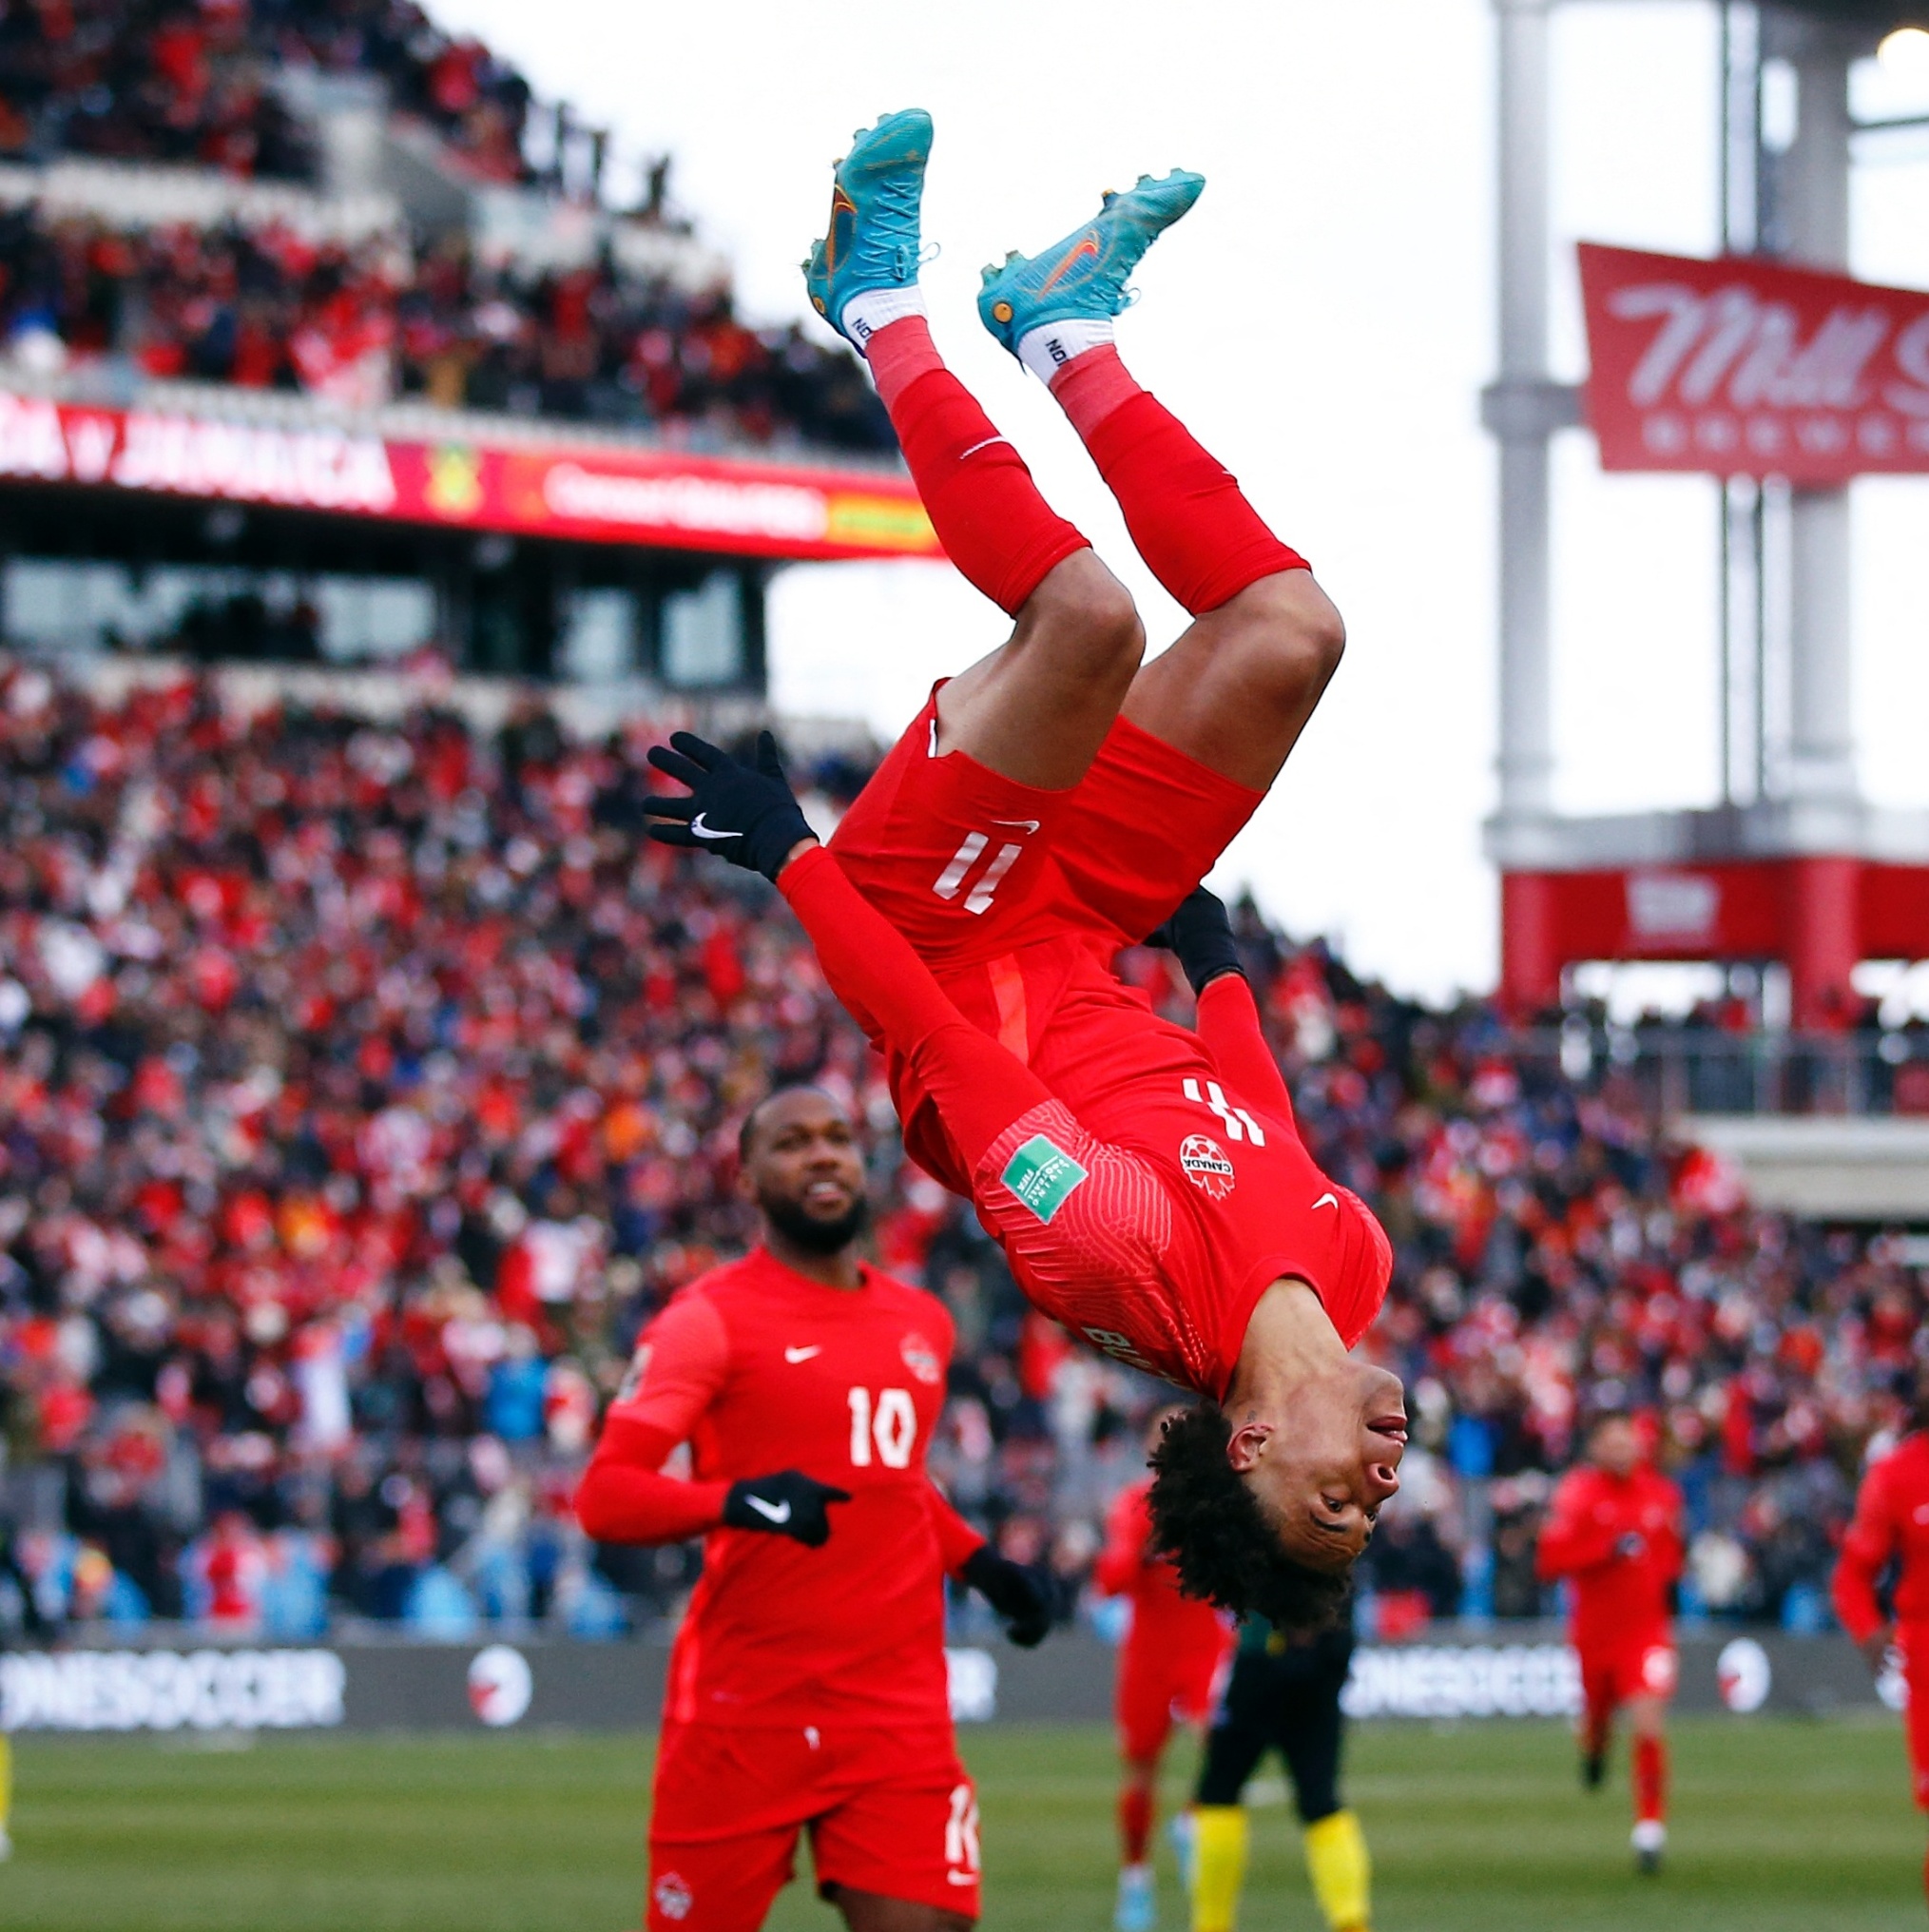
[435, 0, 1929, 1001]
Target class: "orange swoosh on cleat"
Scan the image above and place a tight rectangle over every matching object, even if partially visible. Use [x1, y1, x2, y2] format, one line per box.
[825, 184, 858, 269]
[1036, 232, 1101, 295]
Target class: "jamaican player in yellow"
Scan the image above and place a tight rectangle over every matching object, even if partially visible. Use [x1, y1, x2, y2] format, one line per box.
[1186, 1615, 1370, 1932]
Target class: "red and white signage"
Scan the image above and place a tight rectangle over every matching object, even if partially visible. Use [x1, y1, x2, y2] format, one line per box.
[1578, 242, 1929, 483]
[0, 388, 940, 563]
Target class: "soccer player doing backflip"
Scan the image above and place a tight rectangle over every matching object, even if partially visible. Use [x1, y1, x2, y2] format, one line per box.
[645, 108, 1406, 1632]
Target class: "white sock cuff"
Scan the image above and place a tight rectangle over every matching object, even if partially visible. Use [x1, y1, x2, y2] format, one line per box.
[842, 284, 927, 353]
[1015, 316, 1114, 383]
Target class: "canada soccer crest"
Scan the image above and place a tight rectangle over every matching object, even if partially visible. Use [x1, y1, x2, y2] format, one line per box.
[900, 1332, 943, 1385]
[1179, 1134, 1235, 1199]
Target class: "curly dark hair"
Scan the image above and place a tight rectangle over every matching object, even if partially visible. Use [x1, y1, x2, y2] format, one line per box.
[1146, 1401, 1353, 1635]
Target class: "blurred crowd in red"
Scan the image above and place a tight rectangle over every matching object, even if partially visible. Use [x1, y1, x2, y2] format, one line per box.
[0, 662, 1917, 1639]
[0, 0, 526, 184]
[0, 203, 894, 446]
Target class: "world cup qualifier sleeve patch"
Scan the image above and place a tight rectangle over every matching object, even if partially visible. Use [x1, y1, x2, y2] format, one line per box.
[1000, 1133, 1090, 1223]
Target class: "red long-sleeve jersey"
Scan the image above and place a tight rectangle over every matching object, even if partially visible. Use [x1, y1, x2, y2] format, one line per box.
[1535, 1462, 1683, 1653]
[1092, 1477, 1229, 1663]
[778, 848, 1390, 1398]
[1834, 1432, 1929, 1643]
[575, 1246, 983, 1728]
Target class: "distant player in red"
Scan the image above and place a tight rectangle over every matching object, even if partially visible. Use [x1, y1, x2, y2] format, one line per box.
[1833, 1381, 1929, 1906]
[576, 1087, 1051, 1932]
[643, 110, 1405, 1638]
[1535, 1413, 1684, 1874]
[1093, 1408, 1233, 1931]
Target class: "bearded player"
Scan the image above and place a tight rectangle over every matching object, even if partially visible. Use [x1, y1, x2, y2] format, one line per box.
[1833, 1374, 1929, 1908]
[1535, 1411, 1683, 1874]
[643, 107, 1405, 1636]
[1091, 1406, 1234, 1931]
[576, 1085, 1051, 1932]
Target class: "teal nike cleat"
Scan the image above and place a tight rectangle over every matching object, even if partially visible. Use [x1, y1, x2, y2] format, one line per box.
[802, 107, 933, 344]
[977, 169, 1205, 357]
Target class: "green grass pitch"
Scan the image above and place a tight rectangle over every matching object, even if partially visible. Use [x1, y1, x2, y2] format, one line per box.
[1, 1716, 1922, 1930]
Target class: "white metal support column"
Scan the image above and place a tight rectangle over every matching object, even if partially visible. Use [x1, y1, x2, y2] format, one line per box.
[1770, 9, 1860, 805]
[1486, 0, 1562, 830]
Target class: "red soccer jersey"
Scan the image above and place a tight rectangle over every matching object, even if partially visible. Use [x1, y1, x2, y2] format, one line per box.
[782, 843, 1391, 1400]
[1093, 1477, 1230, 1663]
[1834, 1432, 1929, 1641]
[1535, 1462, 1683, 1653]
[576, 1247, 982, 1728]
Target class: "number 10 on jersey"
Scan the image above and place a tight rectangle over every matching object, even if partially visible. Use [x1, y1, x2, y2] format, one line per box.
[848, 1386, 917, 1469]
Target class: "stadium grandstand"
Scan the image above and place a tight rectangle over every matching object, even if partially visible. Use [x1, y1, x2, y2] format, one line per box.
[3, 653, 1925, 1643]
[0, 0, 924, 691]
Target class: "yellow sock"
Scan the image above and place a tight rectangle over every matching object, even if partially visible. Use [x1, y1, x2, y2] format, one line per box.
[1, 1730, 11, 1835]
[1303, 1808, 1371, 1931]
[1190, 1804, 1247, 1932]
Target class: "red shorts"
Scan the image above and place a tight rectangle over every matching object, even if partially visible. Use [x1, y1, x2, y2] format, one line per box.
[1579, 1634, 1677, 1717]
[646, 1720, 978, 1928]
[829, 689, 1262, 977]
[1116, 1627, 1231, 1763]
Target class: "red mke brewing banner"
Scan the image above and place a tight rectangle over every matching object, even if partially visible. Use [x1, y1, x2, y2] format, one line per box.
[1578, 242, 1929, 483]
[0, 388, 940, 562]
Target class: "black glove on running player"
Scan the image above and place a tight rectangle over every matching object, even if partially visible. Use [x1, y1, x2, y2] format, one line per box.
[644, 730, 816, 883]
[960, 1545, 1054, 1648]
[722, 1470, 852, 1548]
[1144, 885, 1244, 996]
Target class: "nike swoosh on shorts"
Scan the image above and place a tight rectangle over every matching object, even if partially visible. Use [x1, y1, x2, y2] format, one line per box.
[784, 1345, 821, 1362]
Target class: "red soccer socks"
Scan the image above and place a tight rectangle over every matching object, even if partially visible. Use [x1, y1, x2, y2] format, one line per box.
[1041, 342, 1308, 615]
[864, 316, 1089, 617]
[1632, 1734, 1668, 1825]
[1118, 1782, 1154, 1864]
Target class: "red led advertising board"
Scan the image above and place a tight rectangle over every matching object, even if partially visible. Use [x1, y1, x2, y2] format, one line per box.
[0, 388, 940, 563]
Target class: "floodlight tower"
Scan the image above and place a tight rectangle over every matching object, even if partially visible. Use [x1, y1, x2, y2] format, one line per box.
[1484, 0, 1929, 1028]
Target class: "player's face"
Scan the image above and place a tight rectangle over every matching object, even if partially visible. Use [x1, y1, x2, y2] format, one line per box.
[1591, 1416, 1641, 1477]
[1240, 1357, 1406, 1572]
[740, 1089, 869, 1252]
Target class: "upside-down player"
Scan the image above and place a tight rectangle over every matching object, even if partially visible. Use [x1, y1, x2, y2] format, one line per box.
[1833, 1374, 1929, 1909]
[576, 1085, 1051, 1932]
[1534, 1411, 1683, 1874]
[643, 107, 1406, 1634]
[1091, 1404, 1233, 1932]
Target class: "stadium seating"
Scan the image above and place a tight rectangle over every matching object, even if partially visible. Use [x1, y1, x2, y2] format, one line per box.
[0, 658, 1908, 1641]
[0, 1, 893, 451]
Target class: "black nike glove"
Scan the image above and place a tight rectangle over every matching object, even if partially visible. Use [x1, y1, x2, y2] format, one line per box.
[1143, 885, 1244, 996]
[722, 1470, 852, 1548]
[960, 1544, 1053, 1648]
[644, 730, 816, 883]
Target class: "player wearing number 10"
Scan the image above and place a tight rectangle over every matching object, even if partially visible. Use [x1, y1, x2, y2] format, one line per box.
[644, 111, 1404, 1636]
[576, 1086, 1051, 1932]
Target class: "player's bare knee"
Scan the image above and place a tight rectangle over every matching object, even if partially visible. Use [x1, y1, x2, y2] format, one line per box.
[1230, 573, 1345, 712]
[1018, 552, 1146, 686]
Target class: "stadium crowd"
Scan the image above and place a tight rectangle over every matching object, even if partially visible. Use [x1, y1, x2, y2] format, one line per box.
[0, 0, 526, 185]
[0, 0, 894, 450]
[0, 203, 894, 448]
[0, 660, 1918, 1642]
